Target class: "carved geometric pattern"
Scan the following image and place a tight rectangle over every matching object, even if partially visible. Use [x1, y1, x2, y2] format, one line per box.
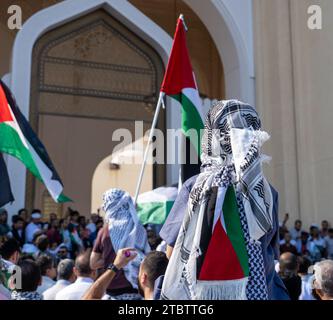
[38, 19, 158, 107]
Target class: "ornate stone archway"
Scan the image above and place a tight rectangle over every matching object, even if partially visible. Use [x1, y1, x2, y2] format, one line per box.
[27, 9, 165, 216]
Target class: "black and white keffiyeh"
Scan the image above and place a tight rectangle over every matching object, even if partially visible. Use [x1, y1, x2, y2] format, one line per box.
[161, 100, 273, 300]
[11, 290, 42, 300]
[102, 189, 151, 290]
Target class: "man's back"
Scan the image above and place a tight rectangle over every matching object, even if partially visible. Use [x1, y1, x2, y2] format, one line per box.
[37, 276, 55, 294]
[43, 280, 71, 300]
[55, 277, 93, 300]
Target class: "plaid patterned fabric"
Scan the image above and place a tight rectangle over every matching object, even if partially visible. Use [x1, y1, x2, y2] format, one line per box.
[102, 189, 151, 290]
[103, 293, 143, 300]
[236, 192, 268, 300]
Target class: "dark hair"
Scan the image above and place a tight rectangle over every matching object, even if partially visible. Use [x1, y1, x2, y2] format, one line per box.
[19, 253, 36, 262]
[295, 220, 302, 225]
[12, 215, 24, 225]
[67, 224, 75, 233]
[17, 259, 41, 292]
[36, 255, 54, 276]
[35, 235, 49, 252]
[18, 208, 27, 214]
[328, 228, 333, 233]
[0, 209, 8, 216]
[141, 251, 168, 289]
[32, 209, 41, 214]
[0, 238, 20, 260]
[75, 252, 92, 276]
[57, 259, 74, 281]
[70, 211, 79, 217]
[11, 214, 18, 224]
[0, 210, 8, 223]
[78, 216, 86, 226]
[298, 256, 312, 274]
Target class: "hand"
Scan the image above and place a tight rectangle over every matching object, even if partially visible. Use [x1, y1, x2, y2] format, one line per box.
[283, 213, 289, 223]
[113, 248, 137, 269]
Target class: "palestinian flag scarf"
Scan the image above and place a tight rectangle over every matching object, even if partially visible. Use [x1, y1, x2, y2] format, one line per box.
[161, 100, 273, 300]
[0, 80, 70, 203]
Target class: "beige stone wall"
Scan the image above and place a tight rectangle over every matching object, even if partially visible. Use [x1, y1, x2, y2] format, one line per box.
[91, 137, 153, 213]
[253, 0, 333, 228]
[0, 0, 62, 77]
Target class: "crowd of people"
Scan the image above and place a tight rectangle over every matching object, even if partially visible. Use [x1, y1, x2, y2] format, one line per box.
[1, 205, 333, 301]
[0, 203, 168, 300]
[276, 214, 333, 300]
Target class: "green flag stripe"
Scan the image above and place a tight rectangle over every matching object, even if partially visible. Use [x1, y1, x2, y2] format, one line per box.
[170, 92, 204, 155]
[0, 123, 43, 182]
[222, 186, 250, 276]
[137, 201, 174, 225]
[57, 193, 72, 203]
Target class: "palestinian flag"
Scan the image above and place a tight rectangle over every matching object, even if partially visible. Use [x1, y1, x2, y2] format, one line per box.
[136, 187, 178, 225]
[161, 15, 204, 184]
[197, 186, 249, 290]
[0, 80, 70, 203]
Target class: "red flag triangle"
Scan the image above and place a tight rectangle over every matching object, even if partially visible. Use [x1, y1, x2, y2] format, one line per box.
[198, 219, 245, 281]
[0, 85, 13, 123]
[160, 16, 196, 95]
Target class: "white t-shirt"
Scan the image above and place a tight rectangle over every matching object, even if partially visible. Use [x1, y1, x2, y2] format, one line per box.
[25, 222, 42, 243]
[43, 280, 71, 300]
[55, 277, 93, 300]
[86, 223, 96, 234]
[299, 274, 315, 300]
[37, 276, 56, 294]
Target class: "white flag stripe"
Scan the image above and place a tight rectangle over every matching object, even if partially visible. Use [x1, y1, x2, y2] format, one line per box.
[182, 87, 204, 120]
[137, 187, 178, 204]
[213, 187, 227, 233]
[28, 141, 63, 201]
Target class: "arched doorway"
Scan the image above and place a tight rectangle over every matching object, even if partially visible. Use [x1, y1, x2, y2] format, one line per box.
[26, 9, 165, 217]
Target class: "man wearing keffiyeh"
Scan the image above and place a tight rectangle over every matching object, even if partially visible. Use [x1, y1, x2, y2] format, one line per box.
[101, 189, 151, 300]
[161, 100, 290, 300]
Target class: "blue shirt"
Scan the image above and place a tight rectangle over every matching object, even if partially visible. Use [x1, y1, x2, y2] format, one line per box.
[160, 175, 290, 300]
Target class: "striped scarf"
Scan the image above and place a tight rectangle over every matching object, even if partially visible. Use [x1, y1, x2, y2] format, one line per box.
[161, 100, 273, 300]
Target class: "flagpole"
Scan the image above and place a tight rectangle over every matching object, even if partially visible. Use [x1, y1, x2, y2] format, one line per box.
[134, 92, 165, 206]
[178, 13, 186, 190]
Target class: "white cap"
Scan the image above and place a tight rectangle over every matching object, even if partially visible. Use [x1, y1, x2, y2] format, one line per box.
[31, 212, 42, 219]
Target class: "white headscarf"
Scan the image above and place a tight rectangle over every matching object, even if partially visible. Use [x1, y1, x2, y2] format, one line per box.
[102, 189, 150, 289]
